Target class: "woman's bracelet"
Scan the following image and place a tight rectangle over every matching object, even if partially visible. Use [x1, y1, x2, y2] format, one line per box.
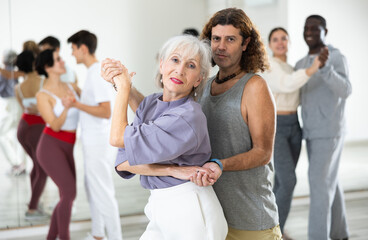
[112, 82, 132, 92]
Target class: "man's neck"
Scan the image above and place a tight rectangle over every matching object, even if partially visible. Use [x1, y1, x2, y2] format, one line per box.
[308, 44, 326, 55]
[218, 65, 242, 79]
[84, 55, 98, 68]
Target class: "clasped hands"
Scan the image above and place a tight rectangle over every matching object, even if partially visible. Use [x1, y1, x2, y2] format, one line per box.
[61, 90, 76, 109]
[188, 162, 222, 187]
[116, 160, 222, 187]
[101, 58, 135, 89]
[318, 46, 329, 68]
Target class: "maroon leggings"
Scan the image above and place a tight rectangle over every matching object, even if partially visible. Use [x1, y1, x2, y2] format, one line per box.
[17, 116, 46, 210]
[37, 129, 76, 240]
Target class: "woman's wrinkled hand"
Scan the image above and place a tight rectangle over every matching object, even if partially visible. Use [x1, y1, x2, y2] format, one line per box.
[170, 166, 212, 181]
[112, 61, 136, 89]
[101, 58, 122, 84]
[190, 162, 222, 187]
[101, 59, 136, 90]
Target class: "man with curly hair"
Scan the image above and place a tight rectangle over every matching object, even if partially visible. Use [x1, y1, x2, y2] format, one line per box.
[194, 8, 282, 239]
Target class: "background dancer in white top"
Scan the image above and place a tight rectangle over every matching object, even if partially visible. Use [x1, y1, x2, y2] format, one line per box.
[39, 36, 78, 84]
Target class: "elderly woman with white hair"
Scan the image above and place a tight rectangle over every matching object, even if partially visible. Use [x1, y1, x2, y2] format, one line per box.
[101, 35, 228, 240]
[0, 49, 27, 175]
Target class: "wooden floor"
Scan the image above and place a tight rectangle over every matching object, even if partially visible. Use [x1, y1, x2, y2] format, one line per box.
[0, 140, 367, 239]
[0, 190, 367, 240]
[285, 191, 368, 240]
[0, 138, 150, 230]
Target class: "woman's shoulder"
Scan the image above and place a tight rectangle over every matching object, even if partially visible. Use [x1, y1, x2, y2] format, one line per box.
[137, 92, 162, 111]
[171, 98, 206, 122]
[142, 92, 162, 104]
[36, 89, 49, 100]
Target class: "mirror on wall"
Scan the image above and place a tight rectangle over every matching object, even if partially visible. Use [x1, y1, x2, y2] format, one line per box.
[0, 0, 149, 230]
[0, 0, 209, 230]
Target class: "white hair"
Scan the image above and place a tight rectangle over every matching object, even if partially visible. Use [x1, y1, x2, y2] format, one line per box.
[155, 35, 212, 99]
[2, 49, 17, 66]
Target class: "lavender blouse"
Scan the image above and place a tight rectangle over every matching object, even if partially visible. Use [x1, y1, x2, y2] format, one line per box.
[115, 93, 211, 189]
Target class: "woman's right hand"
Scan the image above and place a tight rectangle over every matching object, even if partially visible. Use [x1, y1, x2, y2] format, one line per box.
[101, 58, 122, 84]
[305, 46, 330, 77]
[112, 61, 136, 89]
[101, 59, 136, 90]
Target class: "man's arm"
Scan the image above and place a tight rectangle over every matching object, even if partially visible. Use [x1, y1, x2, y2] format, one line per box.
[73, 101, 111, 119]
[221, 75, 276, 171]
[0, 68, 25, 79]
[193, 75, 275, 187]
[64, 82, 111, 119]
[319, 53, 351, 99]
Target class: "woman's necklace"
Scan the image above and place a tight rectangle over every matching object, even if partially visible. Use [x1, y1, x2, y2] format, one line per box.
[215, 69, 243, 84]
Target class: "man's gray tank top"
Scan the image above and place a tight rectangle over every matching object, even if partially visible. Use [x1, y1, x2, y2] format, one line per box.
[199, 73, 279, 231]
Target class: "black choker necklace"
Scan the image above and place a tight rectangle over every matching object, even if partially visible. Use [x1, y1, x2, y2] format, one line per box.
[215, 70, 243, 84]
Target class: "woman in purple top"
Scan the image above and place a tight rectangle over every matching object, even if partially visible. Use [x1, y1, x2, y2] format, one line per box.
[102, 35, 227, 240]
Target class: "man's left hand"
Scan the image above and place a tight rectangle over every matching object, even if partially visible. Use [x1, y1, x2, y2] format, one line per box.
[190, 162, 222, 187]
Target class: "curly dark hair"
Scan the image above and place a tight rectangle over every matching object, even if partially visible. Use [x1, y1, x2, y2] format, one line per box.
[201, 8, 269, 73]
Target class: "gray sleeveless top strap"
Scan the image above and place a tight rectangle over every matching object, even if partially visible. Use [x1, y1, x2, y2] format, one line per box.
[199, 73, 279, 231]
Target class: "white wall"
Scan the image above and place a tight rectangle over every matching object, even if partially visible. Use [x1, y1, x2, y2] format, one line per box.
[0, 0, 12, 60]
[243, 0, 289, 54]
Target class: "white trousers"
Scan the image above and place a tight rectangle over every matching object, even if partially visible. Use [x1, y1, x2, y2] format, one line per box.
[0, 97, 26, 166]
[82, 131, 123, 240]
[141, 182, 228, 240]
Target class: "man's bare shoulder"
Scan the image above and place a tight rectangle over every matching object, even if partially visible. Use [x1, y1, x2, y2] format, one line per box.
[244, 75, 269, 94]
